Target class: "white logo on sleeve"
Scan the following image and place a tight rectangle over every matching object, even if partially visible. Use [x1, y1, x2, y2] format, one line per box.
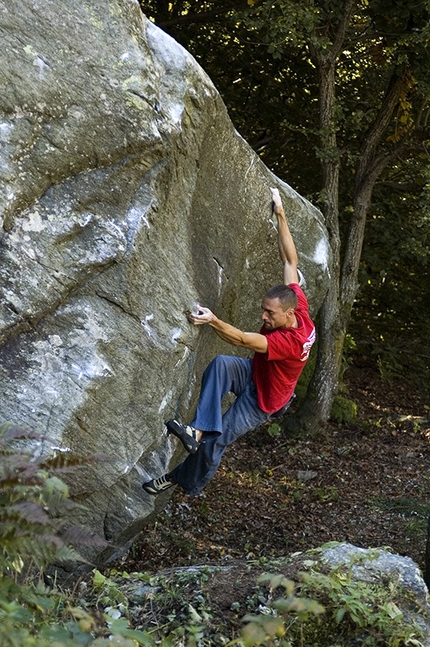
[301, 328, 316, 362]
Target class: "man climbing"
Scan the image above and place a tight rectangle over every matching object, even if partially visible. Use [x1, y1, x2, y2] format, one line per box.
[142, 187, 315, 497]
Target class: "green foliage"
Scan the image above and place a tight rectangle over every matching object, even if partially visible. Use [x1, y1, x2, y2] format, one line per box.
[241, 572, 325, 646]
[330, 395, 357, 424]
[99, 566, 219, 646]
[87, 547, 427, 647]
[267, 422, 282, 438]
[311, 485, 339, 503]
[351, 158, 430, 390]
[0, 421, 154, 647]
[86, 551, 427, 646]
[0, 421, 91, 572]
[240, 561, 426, 646]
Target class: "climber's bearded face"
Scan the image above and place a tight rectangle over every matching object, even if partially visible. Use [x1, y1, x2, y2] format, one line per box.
[261, 297, 292, 330]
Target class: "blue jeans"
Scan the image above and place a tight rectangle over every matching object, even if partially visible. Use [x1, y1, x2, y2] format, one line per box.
[171, 355, 292, 496]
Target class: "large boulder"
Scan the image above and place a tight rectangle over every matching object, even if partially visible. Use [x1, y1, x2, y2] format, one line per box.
[0, 0, 331, 565]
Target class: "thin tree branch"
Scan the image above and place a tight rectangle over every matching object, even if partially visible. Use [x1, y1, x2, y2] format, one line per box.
[331, 0, 358, 61]
[378, 180, 423, 193]
[356, 72, 406, 188]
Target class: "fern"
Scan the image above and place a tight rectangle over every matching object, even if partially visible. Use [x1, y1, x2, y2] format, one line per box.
[0, 421, 107, 572]
[0, 420, 132, 646]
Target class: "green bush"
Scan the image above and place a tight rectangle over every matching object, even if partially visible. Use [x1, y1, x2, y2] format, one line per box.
[241, 557, 425, 647]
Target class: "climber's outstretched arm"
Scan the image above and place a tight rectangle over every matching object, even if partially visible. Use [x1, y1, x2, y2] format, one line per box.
[270, 187, 299, 285]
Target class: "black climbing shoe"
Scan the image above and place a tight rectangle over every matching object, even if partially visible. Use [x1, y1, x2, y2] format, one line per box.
[165, 419, 201, 454]
[142, 474, 175, 496]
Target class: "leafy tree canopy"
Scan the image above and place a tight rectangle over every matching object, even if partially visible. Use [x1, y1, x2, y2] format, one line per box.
[142, 0, 430, 394]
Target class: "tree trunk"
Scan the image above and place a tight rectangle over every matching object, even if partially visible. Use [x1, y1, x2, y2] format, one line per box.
[285, 6, 406, 436]
[286, 192, 372, 436]
[285, 43, 343, 433]
[286, 70, 407, 436]
[286, 284, 344, 433]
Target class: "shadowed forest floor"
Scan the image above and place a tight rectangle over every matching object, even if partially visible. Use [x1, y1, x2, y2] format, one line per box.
[121, 361, 430, 575]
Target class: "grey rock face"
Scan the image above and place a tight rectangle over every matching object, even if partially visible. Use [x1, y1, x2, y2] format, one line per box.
[0, 0, 331, 564]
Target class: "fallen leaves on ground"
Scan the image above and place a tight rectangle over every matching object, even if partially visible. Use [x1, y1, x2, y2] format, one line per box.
[121, 363, 430, 575]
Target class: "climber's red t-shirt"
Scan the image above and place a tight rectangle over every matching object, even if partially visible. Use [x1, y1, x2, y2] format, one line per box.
[252, 284, 315, 413]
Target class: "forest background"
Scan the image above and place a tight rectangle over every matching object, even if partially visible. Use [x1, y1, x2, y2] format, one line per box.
[2, 3, 430, 645]
[141, 0, 430, 418]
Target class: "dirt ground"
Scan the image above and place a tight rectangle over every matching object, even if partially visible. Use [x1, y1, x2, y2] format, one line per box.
[121, 361, 430, 577]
